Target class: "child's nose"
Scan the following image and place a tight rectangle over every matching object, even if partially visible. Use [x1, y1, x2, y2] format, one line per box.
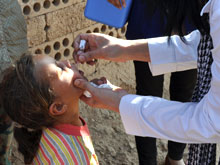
[62, 60, 71, 68]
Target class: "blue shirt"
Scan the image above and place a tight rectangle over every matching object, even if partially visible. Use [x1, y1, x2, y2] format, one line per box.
[126, 0, 195, 40]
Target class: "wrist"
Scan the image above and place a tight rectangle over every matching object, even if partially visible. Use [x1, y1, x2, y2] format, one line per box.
[112, 90, 128, 113]
[122, 39, 150, 62]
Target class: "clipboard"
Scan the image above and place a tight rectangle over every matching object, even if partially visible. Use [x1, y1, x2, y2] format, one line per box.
[84, 0, 132, 28]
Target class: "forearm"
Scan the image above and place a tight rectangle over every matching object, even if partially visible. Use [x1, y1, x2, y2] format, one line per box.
[121, 39, 150, 62]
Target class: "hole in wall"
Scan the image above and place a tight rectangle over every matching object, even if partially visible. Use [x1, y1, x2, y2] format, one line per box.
[64, 49, 70, 57]
[22, 0, 29, 3]
[52, 0, 60, 6]
[121, 27, 126, 34]
[109, 32, 114, 36]
[35, 49, 42, 54]
[23, 6, 31, 15]
[62, 0, 69, 4]
[55, 52, 61, 60]
[33, 3, 41, 12]
[101, 25, 107, 33]
[93, 28, 99, 33]
[44, 45, 51, 54]
[43, 0, 51, 9]
[108, 26, 113, 30]
[53, 42, 60, 50]
[62, 38, 69, 47]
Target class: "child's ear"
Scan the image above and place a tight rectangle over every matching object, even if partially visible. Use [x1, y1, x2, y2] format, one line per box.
[49, 102, 67, 116]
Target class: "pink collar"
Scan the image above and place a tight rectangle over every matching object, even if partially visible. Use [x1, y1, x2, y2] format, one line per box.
[53, 117, 90, 136]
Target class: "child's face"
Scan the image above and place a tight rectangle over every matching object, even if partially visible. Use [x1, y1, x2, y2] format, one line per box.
[33, 55, 84, 104]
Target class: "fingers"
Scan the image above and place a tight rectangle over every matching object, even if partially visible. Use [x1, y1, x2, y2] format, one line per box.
[73, 32, 113, 64]
[74, 79, 95, 94]
[121, 0, 126, 7]
[73, 35, 99, 63]
[90, 77, 107, 85]
[114, 0, 122, 9]
[107, 0, 122, 9]
[100, 77, 107, 84]
[90, 78, 99, 84]
[79, 95, 99, 108]
[77, 50, 99, 63]
[78, 70, 89, 81]
[73, 33, 89, 52]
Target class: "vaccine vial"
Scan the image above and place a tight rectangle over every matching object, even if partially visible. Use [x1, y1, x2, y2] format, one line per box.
[79, 40, 86, 51]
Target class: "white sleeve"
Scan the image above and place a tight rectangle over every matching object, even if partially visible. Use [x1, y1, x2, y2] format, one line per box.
[119, 94, 220, 143]
[119, 0, 220, 143]
[147, 30, 200, 76]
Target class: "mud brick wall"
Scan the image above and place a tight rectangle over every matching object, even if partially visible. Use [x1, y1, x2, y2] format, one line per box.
[17, 0, 134, 86]
[17, 0, 139, 164]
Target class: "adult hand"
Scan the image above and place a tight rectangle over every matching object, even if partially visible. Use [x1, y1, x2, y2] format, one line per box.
[73, 33, 130, 64]
[74, 78, 128, 112]
[107, 0, 126, 9]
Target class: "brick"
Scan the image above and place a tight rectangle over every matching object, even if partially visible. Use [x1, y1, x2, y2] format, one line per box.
[26, 15, 46, 47]
[46, 2, 96, 40]
[18, 0, 82, 19]
[73, 23, 118, 38]
[73, 23, 103, 38]
[116, 23, 128, 39]
[29, 33, 74, 61]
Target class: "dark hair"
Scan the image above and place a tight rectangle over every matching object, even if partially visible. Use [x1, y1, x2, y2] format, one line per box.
[141, 0, 209, 41]
[0, 54, 56, 164]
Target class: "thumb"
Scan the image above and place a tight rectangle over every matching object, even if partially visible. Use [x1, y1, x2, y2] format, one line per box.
[74, 79, 95, 94]
[78, 50, 100, 63]
[122, 0, 126, 7]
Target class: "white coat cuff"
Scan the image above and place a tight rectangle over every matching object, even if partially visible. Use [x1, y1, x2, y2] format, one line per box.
[119, 94, 145, 135]
[147, 31, 200, 76]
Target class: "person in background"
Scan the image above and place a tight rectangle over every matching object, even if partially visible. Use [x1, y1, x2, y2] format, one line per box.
[108, 0, 196, 164]
[0, 54, 99, 164]
[0, 0, 28, 164]
[73, 0, 219, 164]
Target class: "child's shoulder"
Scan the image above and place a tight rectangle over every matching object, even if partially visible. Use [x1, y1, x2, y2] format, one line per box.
[36, 125, 97, 164]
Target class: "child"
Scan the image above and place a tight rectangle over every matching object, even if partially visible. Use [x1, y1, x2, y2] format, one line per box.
[0, 54, 99, 164]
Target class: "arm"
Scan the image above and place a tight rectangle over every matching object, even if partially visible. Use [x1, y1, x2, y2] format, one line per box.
[119, 0, 220, 143]
[74, 0, 220, 143]
[73, 33, 150, 63]
[147, 30, 200, 76]
[73, 31, 199, 75]
[119, 95, 218, 143]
